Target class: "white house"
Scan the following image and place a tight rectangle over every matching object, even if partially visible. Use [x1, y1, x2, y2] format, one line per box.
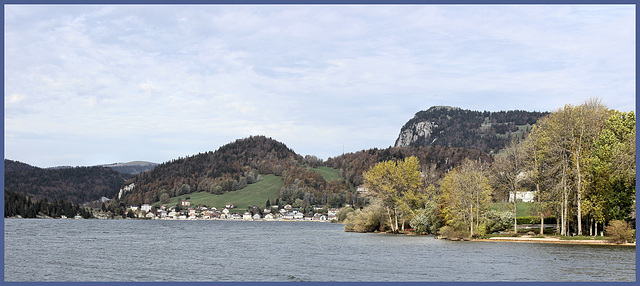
[243, 212, 252, 220]
[252, 213, 262, 220]
[313, 213, 327, 221]
[141, 204, 152, 212]
[293, 213, 304, 220]
[509, 191, 535, 203]
[327, 208, 339, 220]
[264, 213, 275, 220]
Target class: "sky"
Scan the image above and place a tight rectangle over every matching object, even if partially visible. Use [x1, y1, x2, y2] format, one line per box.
[4, 4, 636, 168]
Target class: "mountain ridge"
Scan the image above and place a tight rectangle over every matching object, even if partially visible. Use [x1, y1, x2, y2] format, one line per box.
[4, 159, 133, 204]
[394, 106, 548, 153]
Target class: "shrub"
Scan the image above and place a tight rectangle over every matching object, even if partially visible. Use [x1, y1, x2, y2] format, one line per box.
[336, 207, 355, 222]
[409, 201, 441, 234]
[439, 224, 470, 240]
[516, 216, 539, 224]
[343, 201, 387, 233]
[516, 216, 557, 225]
[605, 220, 635, 244]
[483, 210, 514, 233]
[474, 224, 488, 237]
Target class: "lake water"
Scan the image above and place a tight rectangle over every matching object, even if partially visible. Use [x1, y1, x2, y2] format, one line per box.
[3, 219, 636, 282]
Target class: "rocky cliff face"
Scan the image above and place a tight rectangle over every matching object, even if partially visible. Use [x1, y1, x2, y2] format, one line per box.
[393, 106, 548, 153]
[395, 121, 438, 147]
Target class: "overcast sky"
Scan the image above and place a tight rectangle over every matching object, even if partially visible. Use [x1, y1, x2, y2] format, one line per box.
[4, 4, 635, 168]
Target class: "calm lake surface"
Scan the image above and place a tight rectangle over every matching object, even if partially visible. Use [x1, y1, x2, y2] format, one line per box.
[4, 219, 636, 282]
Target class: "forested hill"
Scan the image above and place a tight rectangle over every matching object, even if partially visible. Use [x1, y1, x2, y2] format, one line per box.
[118, 136, 306, 206]
[395, 106, 548, 153]
[4, 159, 132, 204]
[326, 145, 491, 188]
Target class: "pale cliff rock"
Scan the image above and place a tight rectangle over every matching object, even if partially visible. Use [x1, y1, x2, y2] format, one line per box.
[394, 121, 437, 147]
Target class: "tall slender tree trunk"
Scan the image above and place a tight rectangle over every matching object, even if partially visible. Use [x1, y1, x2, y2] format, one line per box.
[476, 190, 480, 235]
[394, 207, 399, 233]
[563, 189, 568, 236]
[514, 190, 518, 234]
[537, 184, 544, 235]
[560, 162, 567, 236]
[575, 124, 585, 236]
[470, 202, 474, 237]
[576, 156, 582, 236]
[387, 208, 394, 233]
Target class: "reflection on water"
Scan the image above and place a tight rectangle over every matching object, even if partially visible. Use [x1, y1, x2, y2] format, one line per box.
[4, 219, 635, 282]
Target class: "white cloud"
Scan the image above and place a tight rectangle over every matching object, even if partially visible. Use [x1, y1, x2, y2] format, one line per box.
[6, 94, 26, 104]
[4, 5, 635, 167]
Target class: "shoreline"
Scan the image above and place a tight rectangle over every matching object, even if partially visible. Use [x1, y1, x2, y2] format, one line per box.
[473, 236, 636, 246]
[4, 216, 332, 223]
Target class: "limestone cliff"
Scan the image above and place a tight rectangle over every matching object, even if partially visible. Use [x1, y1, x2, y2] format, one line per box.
[395, 121, 438, 147]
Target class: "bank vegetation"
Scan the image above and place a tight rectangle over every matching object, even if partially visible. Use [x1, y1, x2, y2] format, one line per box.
[343, 98, 635, 244]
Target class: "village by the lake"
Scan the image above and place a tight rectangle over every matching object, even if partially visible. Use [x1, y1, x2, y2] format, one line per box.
[97, 199, 339, 222]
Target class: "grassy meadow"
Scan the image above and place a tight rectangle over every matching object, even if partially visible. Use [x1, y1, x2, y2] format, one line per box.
[490, 201, 535, 217]
[310, 166, 343, 181]
[159, 174, 283, 212]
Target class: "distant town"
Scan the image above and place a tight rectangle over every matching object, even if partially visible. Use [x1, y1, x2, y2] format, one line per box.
[94, 199, 339, 222]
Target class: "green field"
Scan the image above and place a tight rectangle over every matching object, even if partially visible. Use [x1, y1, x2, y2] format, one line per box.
[158, 174, 283, 212]
[490, 202, 534, 217]
[310, 166, 343, 181]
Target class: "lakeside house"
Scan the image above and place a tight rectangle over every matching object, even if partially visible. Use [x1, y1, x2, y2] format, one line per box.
[313, 213, 327, 221]
[141, 204, 152, 212]
[328, 208, 339, 220]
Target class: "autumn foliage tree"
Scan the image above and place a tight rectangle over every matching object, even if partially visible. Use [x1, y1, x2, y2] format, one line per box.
[491, 138, 528, 233]
[526, 98, 631, 236]
[363, 156, 425, 233]
[440, 159, 493, 237]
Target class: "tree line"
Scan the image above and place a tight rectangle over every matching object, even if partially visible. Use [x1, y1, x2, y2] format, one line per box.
[344, 98, 635, 240]
[4, 159, 132, 205]
[5, 190, 92, 219]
